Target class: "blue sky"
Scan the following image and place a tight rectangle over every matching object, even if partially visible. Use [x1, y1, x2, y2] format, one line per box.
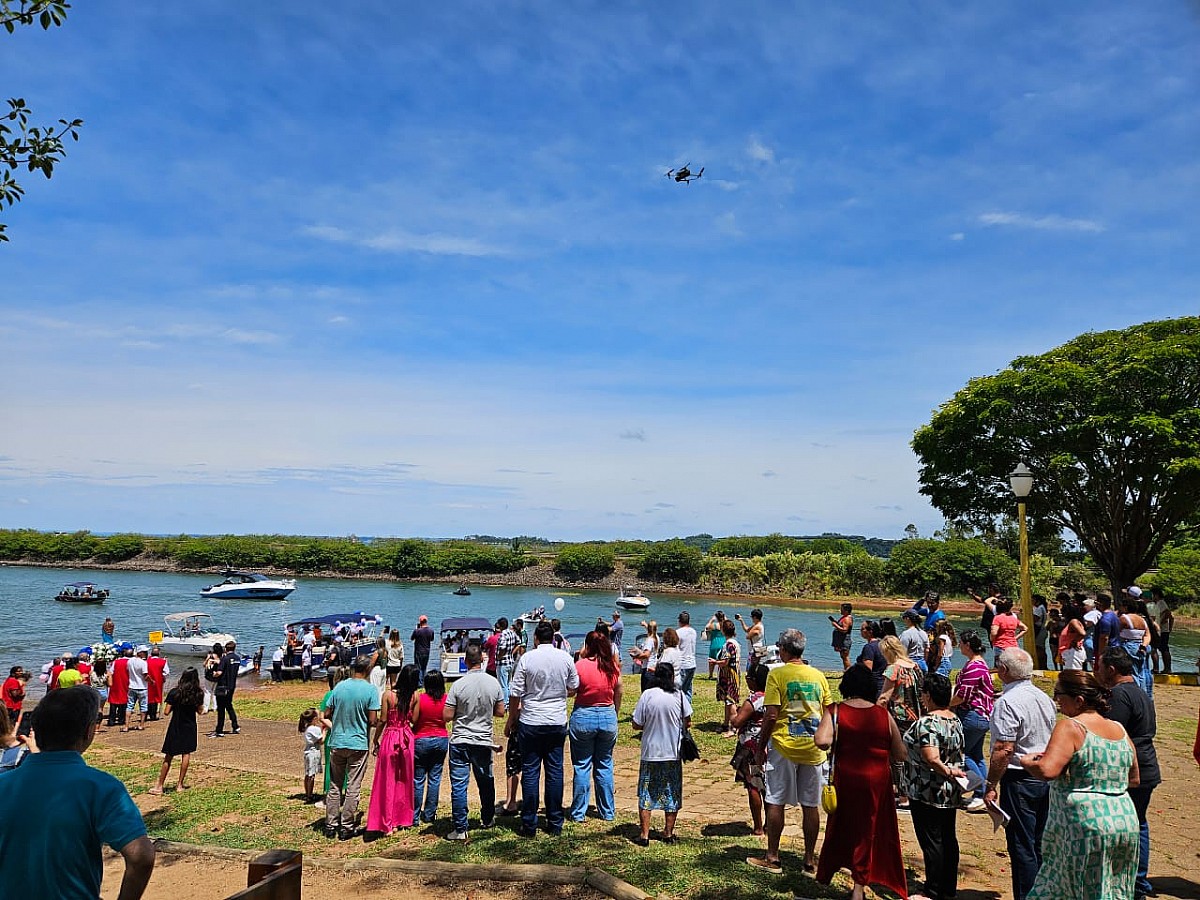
[2, 1, 1198, 541]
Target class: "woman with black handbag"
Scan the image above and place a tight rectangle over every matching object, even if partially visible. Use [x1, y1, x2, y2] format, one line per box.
[630, 662, 692, 846]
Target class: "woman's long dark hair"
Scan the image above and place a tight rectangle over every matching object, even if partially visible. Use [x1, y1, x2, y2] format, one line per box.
[584, 631, 618, 679]
[422, 669, 446, 701]
[175, 667, 204, 712]
[393, 664, 420, 712]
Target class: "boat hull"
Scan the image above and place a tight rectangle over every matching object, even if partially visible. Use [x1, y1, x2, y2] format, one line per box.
[615, 598, 650, 611]
[158, 634, 238, 656]
[200, 586, 295, 600]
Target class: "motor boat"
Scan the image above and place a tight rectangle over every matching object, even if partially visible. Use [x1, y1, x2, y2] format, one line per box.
[438, 617, 494, 681]
[278, 611, 381, 676]
[200, 570, 296, 600]
[615, 586, 650, 611]
[157, 612, 238, 656]
[453, 585, 471, 596]
[515, 604, 547, 623]
[54, 582, 109, 603]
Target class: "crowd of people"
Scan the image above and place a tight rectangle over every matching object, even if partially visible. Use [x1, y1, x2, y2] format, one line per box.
[0, 587, 1193, 900]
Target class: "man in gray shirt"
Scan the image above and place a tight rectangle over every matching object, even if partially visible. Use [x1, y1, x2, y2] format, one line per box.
[984, 648, 1056, 900]
[899, 610, 930, 668]
[444, 644, 505, 841]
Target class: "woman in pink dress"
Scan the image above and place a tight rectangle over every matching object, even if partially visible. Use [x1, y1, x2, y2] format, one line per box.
[367, 664, 419, 835]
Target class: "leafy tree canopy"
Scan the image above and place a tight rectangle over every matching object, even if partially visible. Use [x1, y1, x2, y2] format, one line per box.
[913, 317, 1200, 594]
[1, 0, 81, 242]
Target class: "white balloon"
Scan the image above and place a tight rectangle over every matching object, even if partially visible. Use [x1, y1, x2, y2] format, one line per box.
[554, 597, 565, 612]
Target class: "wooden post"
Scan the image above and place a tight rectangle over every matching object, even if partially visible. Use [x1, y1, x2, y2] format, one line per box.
[225, 849, 302, 900]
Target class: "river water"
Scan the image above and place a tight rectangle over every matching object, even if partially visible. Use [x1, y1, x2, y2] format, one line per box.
[4, 565, 1194, 683]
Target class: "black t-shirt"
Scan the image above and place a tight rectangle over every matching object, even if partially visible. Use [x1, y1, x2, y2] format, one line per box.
[1107, 681, 1160, 787]
[857, 640, 887, 694]
[411, 626, 435, 654]
[218, 652, 240, 693]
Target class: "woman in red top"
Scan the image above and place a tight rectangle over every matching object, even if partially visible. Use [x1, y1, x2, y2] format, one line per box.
[1, 666, 25, 729]
[988, 599, 1028, 667]
[411, 669, 449, 825]
[568, 631, 623, 822]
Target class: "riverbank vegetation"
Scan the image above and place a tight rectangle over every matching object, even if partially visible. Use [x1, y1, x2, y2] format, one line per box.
[6, 524, 1195, 603]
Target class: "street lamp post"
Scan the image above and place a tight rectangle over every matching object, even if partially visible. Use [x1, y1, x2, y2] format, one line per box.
[1009, 462, 1035, 659]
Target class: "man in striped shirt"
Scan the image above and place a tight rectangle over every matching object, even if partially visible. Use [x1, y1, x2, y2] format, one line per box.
[495, 619, 523, 704]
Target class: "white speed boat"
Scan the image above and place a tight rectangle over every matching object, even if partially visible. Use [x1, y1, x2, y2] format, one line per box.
[200, 570, 296, 600]
[615, 586, 651, 611]
[158, 612, 238, 655]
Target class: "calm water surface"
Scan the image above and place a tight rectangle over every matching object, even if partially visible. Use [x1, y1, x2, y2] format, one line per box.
[4, 565, 1194, 681]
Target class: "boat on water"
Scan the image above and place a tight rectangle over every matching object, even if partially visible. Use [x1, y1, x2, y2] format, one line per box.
[453, 585, 471, 596]
[278, 611, 381, 676]
[157, 612, 238, 656]
[438, 617, 493, 681]
[515, 604, 547, 623]
[615, 586, 650, 611]
[200, 570, 296, 600]
[54, 582, 109, 604]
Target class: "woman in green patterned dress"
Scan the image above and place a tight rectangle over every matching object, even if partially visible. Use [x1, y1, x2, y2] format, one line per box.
[1021, 670, 1140, 900]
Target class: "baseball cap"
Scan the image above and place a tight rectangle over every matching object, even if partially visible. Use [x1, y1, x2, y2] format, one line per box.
[136, 644, 150, 654]
[1083, 597, 1096, 608]
[1126, 586, 1143, 598]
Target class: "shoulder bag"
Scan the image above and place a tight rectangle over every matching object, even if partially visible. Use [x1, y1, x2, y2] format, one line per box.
[821, 703, 838, 814]
[679, 692, 700, 762]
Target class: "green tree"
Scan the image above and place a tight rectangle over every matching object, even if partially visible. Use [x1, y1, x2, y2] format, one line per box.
[553, 544, 616, 581]
[634, 540, 702, 583]
[913, 318, 1200, 596]
[885, 538, 1018, 596]
[2, 1, 82, 241]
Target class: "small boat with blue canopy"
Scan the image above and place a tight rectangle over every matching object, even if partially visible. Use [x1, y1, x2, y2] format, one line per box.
[438, 616, 494, 681]
[279, 611, 381, 674]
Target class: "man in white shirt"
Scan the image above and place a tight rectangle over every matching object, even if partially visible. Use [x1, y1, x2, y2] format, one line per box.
[123, 646, 150, 732]
[505, 620, 579, 837]
[676, 612, 698, 700]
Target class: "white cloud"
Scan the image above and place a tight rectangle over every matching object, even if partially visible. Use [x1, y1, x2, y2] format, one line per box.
[304, 225, 505, 257]
[978, 211, 1105, 233]
[747, 137, 776, 164]
[949, 232, 965, 241]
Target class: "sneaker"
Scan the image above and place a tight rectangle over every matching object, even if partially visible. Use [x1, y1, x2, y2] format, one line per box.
[966, 797, 987, 812]
[207, 732, 224, 739]
[337, 828, 359, 841]
[323, 825, 337, 839]
[231, 728, 241, 735]
[444, 830, 469, 842]
[479, 819, 495, 829]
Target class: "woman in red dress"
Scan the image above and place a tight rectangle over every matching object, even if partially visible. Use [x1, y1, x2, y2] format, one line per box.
[815, 663, 909, 900]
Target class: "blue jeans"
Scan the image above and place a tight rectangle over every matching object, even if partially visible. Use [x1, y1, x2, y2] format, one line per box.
[414, 651, 430, 686]
[518, 722, 567, 834]
[957, 708, 989, 797]
[413, 735, 449, 824]
[448, 743, 495, 834]
[680, 667, 696, 701]
[999, 770, 1050, 900]
[568, 706, 617, 821]
[1129, 783, 1155, 897]
[498, 664, 514, 705]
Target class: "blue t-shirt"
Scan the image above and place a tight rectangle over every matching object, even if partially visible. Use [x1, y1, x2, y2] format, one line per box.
[923, 609, 946, 633]
[0, 751, 146, 899]
[1096, 610, 1121, 645]
[326, 677, 382, 751]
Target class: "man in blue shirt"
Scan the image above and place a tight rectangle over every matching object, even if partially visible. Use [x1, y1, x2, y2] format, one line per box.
[0, 686, 155, 899]
[909, 591, 946, 633]
[1093, 594, 1122, 667]
[323, 655, 381, 840]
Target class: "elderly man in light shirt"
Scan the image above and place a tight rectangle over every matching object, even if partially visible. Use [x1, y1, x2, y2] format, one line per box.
[984, 648, 1056, 900]
[506, 619, 579, 837]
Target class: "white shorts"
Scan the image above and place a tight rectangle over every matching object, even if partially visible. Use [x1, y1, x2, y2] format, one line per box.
[304, 748, 323, 777]
[1061, 646, 1087, 670]
[762, 744, 824, 808]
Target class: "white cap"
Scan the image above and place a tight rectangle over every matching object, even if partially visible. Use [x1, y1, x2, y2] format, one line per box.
[1126, 586, 1143, 598]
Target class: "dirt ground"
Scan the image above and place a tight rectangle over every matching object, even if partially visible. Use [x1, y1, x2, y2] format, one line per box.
[102, 853, 600, 900]
[98, 677, 1200, 900]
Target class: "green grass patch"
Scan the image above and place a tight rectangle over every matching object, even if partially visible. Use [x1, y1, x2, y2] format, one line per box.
[232, 694, 323, 723]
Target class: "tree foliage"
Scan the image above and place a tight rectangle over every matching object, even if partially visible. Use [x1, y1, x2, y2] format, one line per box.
[1, 0, 81, 241]
[634, 540, 703, 583]
[886, 538, 1019, 596]
[553, 543, 616, 581]
[913, 318, 1200, 594]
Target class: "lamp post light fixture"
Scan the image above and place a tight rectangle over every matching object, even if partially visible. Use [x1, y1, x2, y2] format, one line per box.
[1008, 462, 1035, 660]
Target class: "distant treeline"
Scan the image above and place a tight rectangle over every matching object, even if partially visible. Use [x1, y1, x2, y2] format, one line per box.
[0, 528, 1115, 599]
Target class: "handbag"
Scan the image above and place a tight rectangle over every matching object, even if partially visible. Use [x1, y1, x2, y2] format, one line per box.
[679, 693, 700, 762]
[821, 704, 838, 814]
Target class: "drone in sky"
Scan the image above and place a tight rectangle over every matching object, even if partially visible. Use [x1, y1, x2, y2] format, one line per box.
[666, 164, 704, 184]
